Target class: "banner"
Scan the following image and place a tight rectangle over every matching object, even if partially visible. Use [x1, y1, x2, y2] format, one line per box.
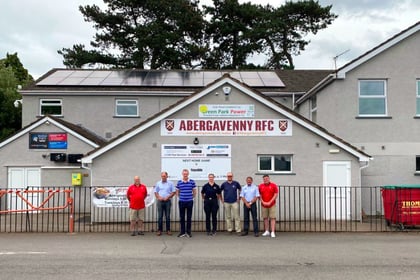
[161, 119, 292, 136]
[92, 186, 155, 208]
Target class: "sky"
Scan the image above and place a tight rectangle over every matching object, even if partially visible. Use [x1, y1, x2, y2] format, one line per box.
[0, 0, 419, 79]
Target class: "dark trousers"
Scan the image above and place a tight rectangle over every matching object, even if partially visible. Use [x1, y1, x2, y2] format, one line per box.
[243, 203, 258, 234]
[204, 199, 219, 233]
[157, 200, 172, 232]
[179, 200, 193, 234]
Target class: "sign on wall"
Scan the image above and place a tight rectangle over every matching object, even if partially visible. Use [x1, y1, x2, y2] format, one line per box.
[92, 187, 155, 208]
[161, 119, 292, 136]
[161, 144, 231, 180]
[29, 133, 68, 149]
[198, 104, 255, 118]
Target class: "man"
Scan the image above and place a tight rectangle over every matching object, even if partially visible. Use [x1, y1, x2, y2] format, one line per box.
[259, 174, 278, 238]
[176, 169, 197, 238]
[154, 171, 176, 236]
[126, 176, 148, 236]
[220, 172, 241, 234]
[240, 176, 260, 237]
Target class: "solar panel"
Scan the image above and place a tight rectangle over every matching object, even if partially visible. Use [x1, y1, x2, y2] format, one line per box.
[36, 70, 285, 88]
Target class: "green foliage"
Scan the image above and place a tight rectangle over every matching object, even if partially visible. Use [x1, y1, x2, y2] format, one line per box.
[59, 0, 337, 70]
[0, 53, 33, 141]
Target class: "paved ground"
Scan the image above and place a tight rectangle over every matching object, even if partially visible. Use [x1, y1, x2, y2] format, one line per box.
[1, 231, 420, 280]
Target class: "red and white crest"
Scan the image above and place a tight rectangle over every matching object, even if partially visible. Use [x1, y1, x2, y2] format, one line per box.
[279, 120, 288, 132]
[165, 120, 175, 131]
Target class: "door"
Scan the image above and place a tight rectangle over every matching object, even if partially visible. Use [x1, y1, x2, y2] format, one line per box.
[7, 167, 41, 211]
[323, 161, 351, 220]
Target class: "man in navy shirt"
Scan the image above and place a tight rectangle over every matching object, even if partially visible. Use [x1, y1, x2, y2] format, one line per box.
[176, 169, 197, 238]
[220, 172, 241, 234]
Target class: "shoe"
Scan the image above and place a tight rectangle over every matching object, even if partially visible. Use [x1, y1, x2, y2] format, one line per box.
[262, 231, 270, 237]
[156, 231, 162, 236]
[207, 232, 211, 236]
[166, 231, 172, 236]
[186, 233, 192, 238]
[131, 232, 136, 236]
[254, 233, 259, 237]
[271, 232, 276, 238]
[177, 233, 186, 238]
[212, 231, 216, 236]
[138, 231, 144, 235]
[241, 232, 248, 236]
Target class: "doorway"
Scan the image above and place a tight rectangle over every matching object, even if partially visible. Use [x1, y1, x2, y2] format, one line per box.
[7, 167, 41, 211]
[323, 161, 351, 220]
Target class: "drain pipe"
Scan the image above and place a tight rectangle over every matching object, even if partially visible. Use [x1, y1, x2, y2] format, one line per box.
[359, 159, 372, 223]
[81, 162, 94, 224]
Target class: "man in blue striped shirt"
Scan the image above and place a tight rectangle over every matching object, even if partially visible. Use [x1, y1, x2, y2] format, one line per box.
[176, 169, 197, 237]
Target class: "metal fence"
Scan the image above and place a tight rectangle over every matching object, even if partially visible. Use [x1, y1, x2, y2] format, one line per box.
[0, 186, 418, 233]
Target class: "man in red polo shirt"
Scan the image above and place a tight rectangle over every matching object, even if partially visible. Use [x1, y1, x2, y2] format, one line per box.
[259, 175, 278, 238]
[126, 176, 148, 236]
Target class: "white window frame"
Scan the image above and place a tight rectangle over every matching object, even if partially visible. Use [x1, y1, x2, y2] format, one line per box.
[258, 154, 292, 174]
[358, 80, 387, 117]
[40, 99, 62, 116]
[115, 99, 139, 117]
[416, 80, 420, 116]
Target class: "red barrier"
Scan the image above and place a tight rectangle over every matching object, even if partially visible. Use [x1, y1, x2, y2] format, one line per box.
[0, 189, 74, 233]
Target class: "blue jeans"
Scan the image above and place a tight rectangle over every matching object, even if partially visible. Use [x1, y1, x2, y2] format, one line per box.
[157, 200, 172, 232]
[179, 200, 193, 234]
[243, 203, 258, 234]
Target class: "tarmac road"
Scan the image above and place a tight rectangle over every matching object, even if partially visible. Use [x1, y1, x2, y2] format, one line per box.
[1, 232, 420, 280]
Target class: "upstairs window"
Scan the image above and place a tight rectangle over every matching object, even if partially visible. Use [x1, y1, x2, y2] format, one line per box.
[258, 155, 292, 173]
[40, 99, 62, 116]
[115, 99, 138, 117]
[359, 80, 387, 116]
[416, 80, 420, 115]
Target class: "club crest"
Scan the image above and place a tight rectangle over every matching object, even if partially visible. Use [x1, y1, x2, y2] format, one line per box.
[165, 120, 175, 131]
[279, 120, 288, 131]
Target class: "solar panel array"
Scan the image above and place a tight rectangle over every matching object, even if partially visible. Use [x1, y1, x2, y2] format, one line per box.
[36, 70, 285, 87]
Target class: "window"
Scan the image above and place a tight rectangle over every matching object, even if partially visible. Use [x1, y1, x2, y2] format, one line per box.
[416, 80, 420, 115]
[40, 99, 62, 116]
[416, 156, 420, 172]
[258, 155, 292, 173]
[359, 80, 387, 116]
[115, 99, 138, 117]
[310, 96, 317, 122]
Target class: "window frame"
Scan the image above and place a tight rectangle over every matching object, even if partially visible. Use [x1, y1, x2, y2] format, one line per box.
[258, 154, 293, 174]
[358, 79, 387, 117]
[115, 99, 139, 117]
[40, 99, 63, 116]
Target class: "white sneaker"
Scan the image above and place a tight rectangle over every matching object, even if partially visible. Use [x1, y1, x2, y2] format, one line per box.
[271, 232, 276, 238]
[262, 231, 270, 237]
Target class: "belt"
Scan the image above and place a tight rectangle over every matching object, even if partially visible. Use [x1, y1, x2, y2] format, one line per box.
[205, 197, 216, 200]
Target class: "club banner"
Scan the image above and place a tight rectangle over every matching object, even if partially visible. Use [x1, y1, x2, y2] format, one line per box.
[92, 186, 155, 208]
[161, 119, 292, 136]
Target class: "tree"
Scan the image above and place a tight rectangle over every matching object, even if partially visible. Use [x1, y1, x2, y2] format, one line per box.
[58, 0, 206, 69]
[0, 53, 33, 141]
[202, 0, 263, 69]
[59, 0, 336, 70]
[258, 1, 337, 69]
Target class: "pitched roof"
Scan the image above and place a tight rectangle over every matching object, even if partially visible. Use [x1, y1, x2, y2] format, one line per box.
[0, 115, 105, 150]
[336, 20, 420, 79]
[82, 74, 371, 164]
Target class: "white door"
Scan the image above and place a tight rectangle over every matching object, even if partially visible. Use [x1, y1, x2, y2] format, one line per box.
[323, 161, 351, 220]
[7, 167, 41, 211]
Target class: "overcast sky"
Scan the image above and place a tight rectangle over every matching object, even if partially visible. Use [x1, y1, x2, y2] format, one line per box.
[0, 0, 419, 79]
